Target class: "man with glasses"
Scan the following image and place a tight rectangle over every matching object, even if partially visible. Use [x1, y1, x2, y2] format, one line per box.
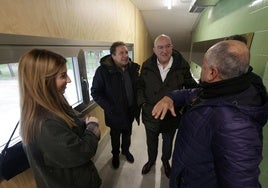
[137, 34, 197, 178]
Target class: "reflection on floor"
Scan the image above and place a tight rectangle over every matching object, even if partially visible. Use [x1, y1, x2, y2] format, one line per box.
[94, 122, 169, 188]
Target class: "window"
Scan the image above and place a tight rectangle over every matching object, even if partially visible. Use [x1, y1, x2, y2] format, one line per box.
[0, 63, 20, 149]
[85, 50, 110, 97]
[64, 57, 83, 107]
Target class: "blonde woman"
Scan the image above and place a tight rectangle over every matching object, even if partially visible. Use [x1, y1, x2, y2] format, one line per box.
[18, 49, 101, 188]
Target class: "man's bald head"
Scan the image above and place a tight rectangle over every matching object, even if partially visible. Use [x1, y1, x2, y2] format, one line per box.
[203, 40, 250, 81]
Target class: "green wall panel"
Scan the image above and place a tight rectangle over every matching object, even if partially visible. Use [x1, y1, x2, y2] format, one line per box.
[192, 0, 253, 42]
[252, 31, 268, 55]
[260, 124, 268, 186]
[192, 0, 268, 74]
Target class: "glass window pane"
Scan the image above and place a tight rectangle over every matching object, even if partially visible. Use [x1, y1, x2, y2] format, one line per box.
[0, 63, 20, 150]
[64, 57, 83, 107]
[85, 50, 109, 98]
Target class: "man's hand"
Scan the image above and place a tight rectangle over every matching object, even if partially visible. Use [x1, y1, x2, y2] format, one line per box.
[152, 96, 176, 120]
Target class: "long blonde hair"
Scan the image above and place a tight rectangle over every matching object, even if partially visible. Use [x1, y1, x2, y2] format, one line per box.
[18, 49, 75, 143]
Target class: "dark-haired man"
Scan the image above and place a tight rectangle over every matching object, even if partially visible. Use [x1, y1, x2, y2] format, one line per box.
[91, 41, 140, 169]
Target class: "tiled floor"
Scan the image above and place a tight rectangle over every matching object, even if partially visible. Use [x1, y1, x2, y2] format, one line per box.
[94, 122, 170, 188]
[95, 122, 268, 188]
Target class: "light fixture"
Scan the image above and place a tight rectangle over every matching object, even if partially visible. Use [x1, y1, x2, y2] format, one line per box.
[249, 0, 263, 7]
[164, 0, 172, 9]
[167, 0, 172, 9]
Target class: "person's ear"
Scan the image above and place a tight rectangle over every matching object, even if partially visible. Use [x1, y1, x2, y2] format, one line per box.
[153, 47, 157, 54]
[208, 66, 220, 81]
[111, 53, 116, 60]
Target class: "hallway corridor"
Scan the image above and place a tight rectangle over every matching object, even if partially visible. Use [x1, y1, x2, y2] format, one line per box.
[94, 122, 170, 188]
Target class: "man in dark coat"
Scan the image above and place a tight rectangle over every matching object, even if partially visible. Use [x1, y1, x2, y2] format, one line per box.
[91, 41, 140, 169]
[152, 40, 268, 187]
[137, 34, 197, 178]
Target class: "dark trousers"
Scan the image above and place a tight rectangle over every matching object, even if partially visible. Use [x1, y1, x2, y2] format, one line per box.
[145, 128, 177, 162]
[110, 128, 132, 156]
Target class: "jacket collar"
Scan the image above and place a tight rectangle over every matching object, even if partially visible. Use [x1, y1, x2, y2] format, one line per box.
[100, 54, 133, 73]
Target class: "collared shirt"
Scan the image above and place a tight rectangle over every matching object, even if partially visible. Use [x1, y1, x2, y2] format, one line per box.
[157, 56, 173, 82]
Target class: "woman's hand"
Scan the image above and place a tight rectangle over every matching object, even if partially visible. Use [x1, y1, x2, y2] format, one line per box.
[85, 116, 99, 124]
[85, 116, 101, 139]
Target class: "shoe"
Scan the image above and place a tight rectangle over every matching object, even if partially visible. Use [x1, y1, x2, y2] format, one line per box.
[162, 161, 171, 178]
[141, 161, 155, 174]
[122, 151, 134, 163]
[112, 155, 120, 169]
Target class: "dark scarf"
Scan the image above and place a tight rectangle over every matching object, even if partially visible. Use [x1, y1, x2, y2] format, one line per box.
[199, 70, 252, 99]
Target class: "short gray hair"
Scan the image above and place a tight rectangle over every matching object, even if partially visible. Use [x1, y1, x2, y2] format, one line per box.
[154, 34, 172, 47]
[205, 40, 249, 80]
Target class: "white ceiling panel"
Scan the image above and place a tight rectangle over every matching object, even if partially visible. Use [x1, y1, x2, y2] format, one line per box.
[130, 0, 201, 51]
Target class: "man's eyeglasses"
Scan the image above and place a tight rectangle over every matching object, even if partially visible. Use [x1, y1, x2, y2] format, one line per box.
[156, 44, 173, 50]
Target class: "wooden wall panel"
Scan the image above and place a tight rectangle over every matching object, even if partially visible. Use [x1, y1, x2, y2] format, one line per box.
[0, 0, 152, 63]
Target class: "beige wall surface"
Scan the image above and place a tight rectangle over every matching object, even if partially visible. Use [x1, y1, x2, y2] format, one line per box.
[0, 0, 152, 187]
[0, 0, 153, 63]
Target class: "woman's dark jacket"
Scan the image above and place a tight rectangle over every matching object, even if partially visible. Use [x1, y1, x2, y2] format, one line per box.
[137, 50, 197, 132]
[24, 112, 101, 188]
[91, 55, 140, 129]
[168, 72, 268, 188]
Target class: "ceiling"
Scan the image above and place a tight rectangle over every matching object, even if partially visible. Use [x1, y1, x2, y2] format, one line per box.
[130, 0, 201, 52]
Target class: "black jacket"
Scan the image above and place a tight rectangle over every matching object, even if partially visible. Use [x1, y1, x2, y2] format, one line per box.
[137, 50, 197, 132]
[91, 55, 140, 129]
